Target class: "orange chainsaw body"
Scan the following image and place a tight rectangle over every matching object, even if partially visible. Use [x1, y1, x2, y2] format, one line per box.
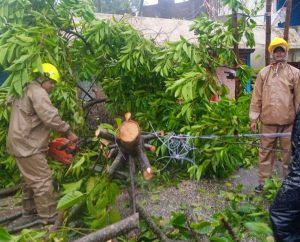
[48, 137, 76, 165]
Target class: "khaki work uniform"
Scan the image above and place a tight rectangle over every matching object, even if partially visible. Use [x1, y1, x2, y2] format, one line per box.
[7, 82, 70, 219]
[250, 62, 300, 184]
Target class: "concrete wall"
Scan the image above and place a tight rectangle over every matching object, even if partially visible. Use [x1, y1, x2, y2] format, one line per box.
[141, 0, 207, 20]
[94, 13, 300, 70]
[95, 13, 197, 44]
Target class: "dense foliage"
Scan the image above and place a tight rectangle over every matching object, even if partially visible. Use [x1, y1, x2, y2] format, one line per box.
[0, 0, 265, 240]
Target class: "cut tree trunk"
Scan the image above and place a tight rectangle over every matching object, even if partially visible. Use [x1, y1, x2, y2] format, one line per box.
[118, 119, 141, 152]
[97, 113, 155, 181]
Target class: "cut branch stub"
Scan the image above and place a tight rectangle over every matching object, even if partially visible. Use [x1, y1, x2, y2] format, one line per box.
[144, 143, 156, 152]
[95, 127, 116, 142]
[142, 130, 164, 142]
[136, 143, 153, 181]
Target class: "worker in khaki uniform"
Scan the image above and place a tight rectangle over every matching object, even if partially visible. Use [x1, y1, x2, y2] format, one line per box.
[6, 63, 78, 224]
[250, 37, 300, 193]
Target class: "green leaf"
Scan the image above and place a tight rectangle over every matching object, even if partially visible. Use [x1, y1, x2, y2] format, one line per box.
[169, 212, 186, 228]
[107, 182, 119, 204]
[91, 210, 107, 229]
[86, 176, 99, 194]
[237, 203, 256, 213]
[108, 207, 121, 224]
[6, 44, 16, 64]
[191, 221, 212, 234]
[57, 191, 85, 210]
[115, 118, 122, 128]
[71, 156, 86, 170]
[95, 196, 109, 211]
[0, 46, 8, 65]
[62, 179, 83, 195]
[0, 227, 12, 241]
[15, 34, 33, 43]
[13, 77, 22, 96]
[244, 222, 272, 235]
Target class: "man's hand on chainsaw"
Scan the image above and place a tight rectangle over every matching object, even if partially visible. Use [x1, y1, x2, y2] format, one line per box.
[66, 130, 78, 143]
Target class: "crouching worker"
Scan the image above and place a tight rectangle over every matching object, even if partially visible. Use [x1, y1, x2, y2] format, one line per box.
[270, 109, 300, 241]
[6, 63, 78, 225]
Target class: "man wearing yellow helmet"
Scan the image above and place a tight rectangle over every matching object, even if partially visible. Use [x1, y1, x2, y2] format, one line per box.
[250, 37, 300, 193]
[6, 63, 78, 225]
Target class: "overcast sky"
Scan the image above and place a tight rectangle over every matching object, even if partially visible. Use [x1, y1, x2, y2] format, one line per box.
[144, 0, 188, 6]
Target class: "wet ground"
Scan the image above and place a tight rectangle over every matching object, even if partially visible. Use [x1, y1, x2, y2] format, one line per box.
[138, 166, 259, 220]
[0, 162, 282, 240]
[138, 162, 282, 220]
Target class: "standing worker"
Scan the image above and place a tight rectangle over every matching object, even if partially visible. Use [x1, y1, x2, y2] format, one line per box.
[6, 63, 78, 225]
[250, 37, 300, 193]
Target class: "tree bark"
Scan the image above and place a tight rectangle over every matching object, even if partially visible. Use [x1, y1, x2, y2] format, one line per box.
[73, 213, 139, 242]
[108, 151, 125, 179]
[0, 184, 21, 198]
[95, 127, 115, 141]
[107, 147, 118, 159]
[129, 156, 136, 214]
[265, 0, 272, 65]
[143, 131, 163, 142]
[136, 204, 171, 242]
[0, 211, 22, 224]
[232, 7, 240, 99]
[136, 144, 153, 181]
[284, 0, 292, 41]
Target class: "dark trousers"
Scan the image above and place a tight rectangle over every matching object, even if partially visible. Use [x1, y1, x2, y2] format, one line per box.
[270, 186, 300, 242]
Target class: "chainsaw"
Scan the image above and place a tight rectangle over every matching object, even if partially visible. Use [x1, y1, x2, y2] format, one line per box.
[48, 137, 91, 165]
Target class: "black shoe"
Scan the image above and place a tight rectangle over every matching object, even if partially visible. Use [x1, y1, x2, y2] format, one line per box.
[254, 184, 264, 193]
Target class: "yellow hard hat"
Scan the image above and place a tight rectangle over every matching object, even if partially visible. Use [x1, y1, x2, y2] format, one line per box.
[33, 63, 60, 82]
[268, 37, 289, 54]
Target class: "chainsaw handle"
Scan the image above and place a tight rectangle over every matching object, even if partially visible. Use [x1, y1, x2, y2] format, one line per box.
[57, 140, 75, 151]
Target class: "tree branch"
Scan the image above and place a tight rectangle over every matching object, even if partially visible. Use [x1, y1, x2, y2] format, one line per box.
[73, 213, 139, 242]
